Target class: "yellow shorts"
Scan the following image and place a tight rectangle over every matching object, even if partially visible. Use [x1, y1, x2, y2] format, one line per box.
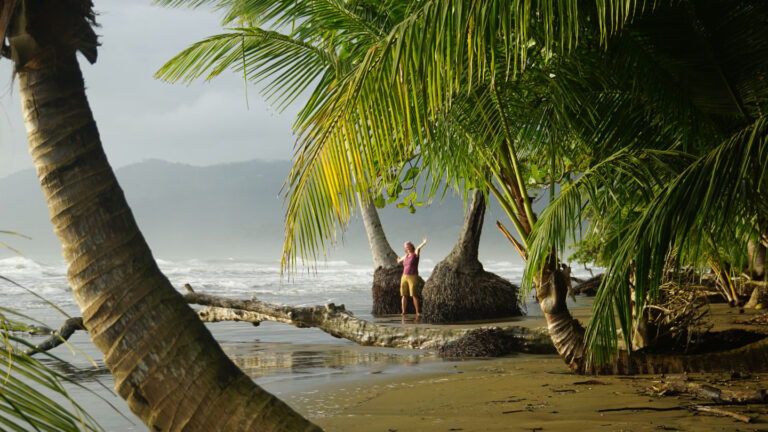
[400, 274, 420, 297]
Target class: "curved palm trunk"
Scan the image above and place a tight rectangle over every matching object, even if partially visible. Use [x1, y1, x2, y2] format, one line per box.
[534, 258, 768, 374]
[442, 190, 485, 273]
[9, 6, 319, 431]
[360, 194, 398, 269]
[360, 194, 412, 315]
[422, 190, 521, 322]
[535, 260, 587, 372]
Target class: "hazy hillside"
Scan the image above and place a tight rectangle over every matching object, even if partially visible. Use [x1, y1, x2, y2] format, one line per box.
[0, 159, 524, 265]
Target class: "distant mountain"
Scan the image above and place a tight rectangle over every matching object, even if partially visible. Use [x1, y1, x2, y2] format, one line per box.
[0, 159, 524, 266]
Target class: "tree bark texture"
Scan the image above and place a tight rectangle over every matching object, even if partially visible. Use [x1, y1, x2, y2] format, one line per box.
[12, 10, 320, 430]
[536, 261, 588, 372]
[443, 190, 485, 272]
[422, 191, 522, 322]
[359, 194, 398, 269]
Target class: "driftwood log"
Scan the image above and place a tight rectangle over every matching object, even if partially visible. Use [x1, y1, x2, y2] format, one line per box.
[693, 405, 752, 423]
[184, 291, 553, 352]
[572, 274, 603, 296]
[22, 289, 554, 356]
[655, 377, 767, 404]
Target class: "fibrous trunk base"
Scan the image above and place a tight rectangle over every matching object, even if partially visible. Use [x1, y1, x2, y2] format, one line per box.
[421, 262, 522, 323]
[371, 264, 420, 315]
[438, 328, 517, 357]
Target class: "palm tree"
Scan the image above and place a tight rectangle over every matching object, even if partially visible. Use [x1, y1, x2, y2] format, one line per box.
[156, 0, 413, 316]
[422, 189, 522, 322]
[156, 0, 521, 321]
[358, 193, 410, 315]
[259, 0, 768, 372]
[156, 0, 768, 373]
[422, 190, 523, 322]
[1, 1, 319, 429]
[523, 0, 768, 368]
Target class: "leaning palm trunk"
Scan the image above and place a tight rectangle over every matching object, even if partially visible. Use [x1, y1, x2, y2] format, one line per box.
[8, 4, 319, 430]
[536, 263, 588, 372]
[535, 259, 768, 374]
[359, 195, 412, 314]
[422, 190, 521, 323]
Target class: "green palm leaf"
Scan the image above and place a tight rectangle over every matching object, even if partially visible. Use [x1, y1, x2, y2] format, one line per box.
[585, 117, 768, 366]
[1, 310, 103, 432]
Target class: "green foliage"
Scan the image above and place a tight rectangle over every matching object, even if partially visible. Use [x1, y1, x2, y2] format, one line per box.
[0, 309, 102, 432]
[156, 0, 642, 272]
[159, 0, 768, 368]
[521, 1, 768, 366]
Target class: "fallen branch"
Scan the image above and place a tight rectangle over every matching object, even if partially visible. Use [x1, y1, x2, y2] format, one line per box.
[572, 275, 603, 296]
[597, 406, 690, 413]
[18, 287, 555, 356]
[598, 404, 751, 422]
[655, 378, 767, 403]
[24, 317, 84, 356]
[184, 290, 555, 352]
[495, 221, 527, 261]
[694, 405, 752, 423]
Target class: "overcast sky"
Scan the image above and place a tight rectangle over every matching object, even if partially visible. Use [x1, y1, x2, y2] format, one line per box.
[0, 0, 301, 177]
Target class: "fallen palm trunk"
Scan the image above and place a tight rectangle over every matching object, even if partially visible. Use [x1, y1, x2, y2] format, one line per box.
[20, 293, 553, 355]
[21, 288, 768, 374]
[183, 291, 554, 352]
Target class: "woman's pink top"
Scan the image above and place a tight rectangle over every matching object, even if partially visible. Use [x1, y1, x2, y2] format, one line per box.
[403, 254, 419, 275]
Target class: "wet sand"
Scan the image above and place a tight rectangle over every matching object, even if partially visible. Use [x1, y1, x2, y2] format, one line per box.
[279, 303, 768, 431]
[287, 355, 766, 431]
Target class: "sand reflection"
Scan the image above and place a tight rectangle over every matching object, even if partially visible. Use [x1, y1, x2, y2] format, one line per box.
[221, 341, 436, 380]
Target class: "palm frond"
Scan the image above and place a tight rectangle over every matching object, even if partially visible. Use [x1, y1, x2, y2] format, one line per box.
[0, 311, 102, 432]
[155, 28, 338, 110]
[585, 116, 768, 366]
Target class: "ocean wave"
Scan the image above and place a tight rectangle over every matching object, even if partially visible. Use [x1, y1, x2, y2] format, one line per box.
[318, 260, 352, 268]
[482, 260, 525, 270]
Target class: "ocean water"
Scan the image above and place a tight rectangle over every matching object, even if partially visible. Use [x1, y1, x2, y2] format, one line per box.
[1, 256, 578, 431]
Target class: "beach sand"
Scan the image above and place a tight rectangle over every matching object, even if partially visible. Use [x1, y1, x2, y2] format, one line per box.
[290, 355, 767, 431]
[280, 304, 768, 431]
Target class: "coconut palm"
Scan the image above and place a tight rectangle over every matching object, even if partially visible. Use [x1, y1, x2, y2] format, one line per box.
[156, 0, 412, 316]
[157, 0, 768, 372]
[154, 0, 618, 349]
[0, 1, 319, 430]
[421, 189, 522, 322]
[264, 0, 768, 372]
[156, 0, 523, 321]
[522, 0, 768, 368]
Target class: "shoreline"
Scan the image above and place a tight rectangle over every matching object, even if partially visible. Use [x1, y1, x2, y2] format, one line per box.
[267, 303, 768, 431]
[282, 354, 768, 431]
